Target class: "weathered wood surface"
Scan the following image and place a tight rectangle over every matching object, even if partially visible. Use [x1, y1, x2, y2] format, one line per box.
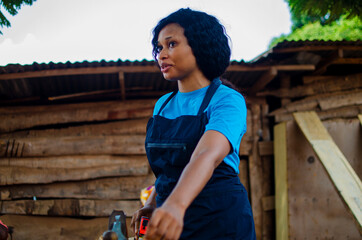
[0, 155, 146, 169]
[258, 73, 362, 98]
[0, 135, 146, 157]
[274, 122, 288, 240]
[0, 156, 149, 185]
[0, 118, 149, 138]
[0, 99, 156, 133]
[293, 111, 362, 230]
[0, 199, 140, 217]
[0, 174, 155, 200]
[286, 120, 361, 239]
[269, 89, 362, 116]
[248, 104, 263, 240]
[1, 214, 110, 240]
[275, 104, 362, 122]
[258, 141, 273, 156]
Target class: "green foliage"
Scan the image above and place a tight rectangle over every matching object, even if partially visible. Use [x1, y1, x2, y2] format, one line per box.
[0, 0, 36, 34]
[286, 0, 361, 28]
[269, 15, 362, 48]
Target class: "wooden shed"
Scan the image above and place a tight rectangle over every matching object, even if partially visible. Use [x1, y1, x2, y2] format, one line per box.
[0, 40, 361, 239]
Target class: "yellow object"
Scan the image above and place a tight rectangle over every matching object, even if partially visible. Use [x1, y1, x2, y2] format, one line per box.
[140, 185, 154, 206]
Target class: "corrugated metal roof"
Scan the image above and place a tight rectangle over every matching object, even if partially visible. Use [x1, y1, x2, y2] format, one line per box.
[0, 40, 361, 106]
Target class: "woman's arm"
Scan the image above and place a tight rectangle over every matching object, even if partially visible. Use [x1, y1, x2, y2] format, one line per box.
[145, 130, 231, 240]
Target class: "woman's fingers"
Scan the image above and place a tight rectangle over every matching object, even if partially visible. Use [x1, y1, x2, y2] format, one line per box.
[144, 208, 183, 240]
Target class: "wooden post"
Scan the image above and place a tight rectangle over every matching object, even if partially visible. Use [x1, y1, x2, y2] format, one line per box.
[249, 104, 263, 239]
[274, 122, 288, 240]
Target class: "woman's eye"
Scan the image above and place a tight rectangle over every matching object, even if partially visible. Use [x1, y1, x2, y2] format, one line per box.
[169, 41, 176, 48]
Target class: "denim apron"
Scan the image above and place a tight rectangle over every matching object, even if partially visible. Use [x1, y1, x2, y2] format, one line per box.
[145, 79, 256, 239]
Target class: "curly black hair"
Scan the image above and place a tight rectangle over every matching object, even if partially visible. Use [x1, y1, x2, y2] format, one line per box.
[152, 8, 231, 81]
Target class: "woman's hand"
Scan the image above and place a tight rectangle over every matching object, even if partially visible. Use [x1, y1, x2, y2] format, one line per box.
[144, 200, 185, 240]
[130, 205, 156, 239]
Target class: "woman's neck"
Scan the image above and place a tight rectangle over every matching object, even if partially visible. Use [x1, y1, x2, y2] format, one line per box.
[177, 73, 210, 93]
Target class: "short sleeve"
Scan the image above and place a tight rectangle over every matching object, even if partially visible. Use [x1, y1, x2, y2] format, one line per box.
[205, 88, 247, 154]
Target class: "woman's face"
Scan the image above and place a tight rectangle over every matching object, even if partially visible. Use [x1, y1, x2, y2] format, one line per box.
[156, 23, 201, 81]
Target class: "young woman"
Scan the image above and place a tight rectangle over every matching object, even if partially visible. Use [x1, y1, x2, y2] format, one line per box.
[131, 8, 256, 240]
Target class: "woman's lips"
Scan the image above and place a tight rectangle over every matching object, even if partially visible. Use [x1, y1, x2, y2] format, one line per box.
[160, 64, 172, 73]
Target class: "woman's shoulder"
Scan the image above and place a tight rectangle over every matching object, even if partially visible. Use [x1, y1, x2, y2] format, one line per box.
[214, 84, 245, 104]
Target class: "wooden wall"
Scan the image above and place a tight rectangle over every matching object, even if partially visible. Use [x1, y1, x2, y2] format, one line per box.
[0, 97, 274, 239]
[270, 72, 362, 239]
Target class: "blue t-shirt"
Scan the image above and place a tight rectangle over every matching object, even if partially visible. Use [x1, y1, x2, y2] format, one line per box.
[153, 83, 247, 173]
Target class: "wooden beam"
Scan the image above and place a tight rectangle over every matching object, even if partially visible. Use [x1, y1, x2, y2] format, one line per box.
[249, 67, 277, 95]
[227, 64, 315, 72]
[0, 199, 140, 217]
[359, 114, 362, 125]
[258, 73, 362, 98]
[0, 65, 160, 80]
[274, 122, 289, 240]
[275, 104, 362, 123]
[0, 156, 149, 185]
[0, 99, 156, 133]
[118, 71, 126, 101]
[293, 111, 362, 230]
[0, 135, 146, 157]
[1, 174, 155, 200]
[312, 49, 343, 75]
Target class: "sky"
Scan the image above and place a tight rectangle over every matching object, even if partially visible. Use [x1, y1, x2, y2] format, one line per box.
[0, 0, 292, 66]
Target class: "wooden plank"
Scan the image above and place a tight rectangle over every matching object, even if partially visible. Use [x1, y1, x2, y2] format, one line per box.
[312, 49, 344, 75]
[275, 104, 362, 123]
[258, 73, 362, 98]
[249, 104, 263, 240]
[293, 111, 362, 230]
[248, 67, 277, 95]
[0, 65, 160, 80]
[262, 196, 275, 211]
[318, 91, 362, 111]
[286, 120, 360, 238]
[269, 89, 362, 116]
[0, 99, 156, 133]
[358, 114, 362, 125]
[0, 135, 146, 157]
[0, 155, 147, 169]
[0, 118, 148, 138]
[0, 199, 140, 217]
[119, 71, 126, 101]
[274, 122, 288, 240]
[226, 64, 315, 72]
[1, 214, 109, 240]
[1, 174, 156, 200]
[239, 139, 252, 156]
[0, 157, 149, 185]
[238, 159, 249, 196]
[258, 141, 274, 156]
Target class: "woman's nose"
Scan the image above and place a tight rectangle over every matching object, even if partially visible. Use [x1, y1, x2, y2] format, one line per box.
[158, 48, 168, 60]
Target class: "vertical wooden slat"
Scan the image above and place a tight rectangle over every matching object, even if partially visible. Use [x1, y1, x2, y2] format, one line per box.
[358, 114, 362, 125]
[118, 71, 126, 101]
[274, 122, 288, 240]
[249, 104, 263, 239]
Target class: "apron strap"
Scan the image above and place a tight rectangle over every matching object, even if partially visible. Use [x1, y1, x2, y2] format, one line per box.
[197, 78, 221, 115]
[157, 91, 177, 115]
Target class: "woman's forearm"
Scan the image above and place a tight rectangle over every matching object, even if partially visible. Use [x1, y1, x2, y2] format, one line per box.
[164, 130, 230, 211]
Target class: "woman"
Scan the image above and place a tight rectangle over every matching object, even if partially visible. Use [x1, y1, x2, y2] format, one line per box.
[131, 8, 256, 240]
